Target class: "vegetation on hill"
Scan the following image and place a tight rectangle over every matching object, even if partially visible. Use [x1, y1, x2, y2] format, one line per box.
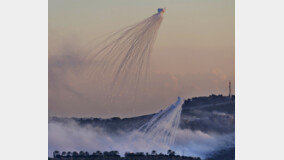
[49, 150, 201, 160]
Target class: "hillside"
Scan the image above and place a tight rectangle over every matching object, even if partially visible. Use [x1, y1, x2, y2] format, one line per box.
[49, 94, 235, 135]
[49, 94, 235, 160]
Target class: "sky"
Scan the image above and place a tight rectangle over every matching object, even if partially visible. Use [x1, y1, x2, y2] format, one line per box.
[49, 0, 235, 118]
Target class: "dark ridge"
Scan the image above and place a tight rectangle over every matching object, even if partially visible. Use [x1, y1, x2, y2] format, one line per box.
[205, 147, 235, 160]
[49, 150, 201, 160]
[49, 95, 235, 134]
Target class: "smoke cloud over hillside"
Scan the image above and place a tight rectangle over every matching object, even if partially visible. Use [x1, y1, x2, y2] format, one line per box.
[49, 119, 234, 159]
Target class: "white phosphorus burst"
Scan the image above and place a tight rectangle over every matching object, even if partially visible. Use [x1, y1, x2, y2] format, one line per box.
[138, 97, 182, 148]
[84, 11, 164, 97]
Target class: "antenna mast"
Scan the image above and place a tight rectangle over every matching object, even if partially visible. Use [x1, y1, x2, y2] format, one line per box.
[229, 81, 232, 100]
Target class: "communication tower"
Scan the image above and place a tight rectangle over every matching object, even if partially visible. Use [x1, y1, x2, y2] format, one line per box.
[229, 81, 232, 103]
[229, 81, 231, 98]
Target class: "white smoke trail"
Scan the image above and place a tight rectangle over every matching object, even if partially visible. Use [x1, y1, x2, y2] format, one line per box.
[83, 12, 164, 97]
[137, 97, 182, 148]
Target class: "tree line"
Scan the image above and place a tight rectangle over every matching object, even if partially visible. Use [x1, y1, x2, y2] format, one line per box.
[50, 150, 201, 160]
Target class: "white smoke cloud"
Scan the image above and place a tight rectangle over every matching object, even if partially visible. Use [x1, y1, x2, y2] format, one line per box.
[48, 120, 234, 158]
[49, 120, 165, 156]
[174, 129, 234, 158]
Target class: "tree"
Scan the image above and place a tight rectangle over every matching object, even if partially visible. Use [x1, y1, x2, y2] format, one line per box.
[93, 151, 103, 158]
[158, 153, 164, 156]
[85, 151, 90, 157]
[61, 151, 66, 157]
[103, 151, 110, 157]
[151, 150, 157, 155]
[135, 152, 145, 157]
[79, 151, 86, 157]
[170, 151, 176, 156]
[66, 151, 72, 158]
[109, 150, 120, 157]
[53, 151, 60, 158]
[167, 149, 175, 157]
[124, 152, 131, 157]
[72, 151, 79, 157]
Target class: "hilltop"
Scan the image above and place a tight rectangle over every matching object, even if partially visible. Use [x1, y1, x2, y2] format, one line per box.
[49, 94, 235, 134]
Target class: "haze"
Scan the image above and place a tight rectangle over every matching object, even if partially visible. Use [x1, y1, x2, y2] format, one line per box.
[49, 0, 235, 118]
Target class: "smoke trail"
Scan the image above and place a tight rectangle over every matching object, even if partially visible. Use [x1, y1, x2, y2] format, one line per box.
[137, 97, 182, 148]
[84, 12, 164, 97]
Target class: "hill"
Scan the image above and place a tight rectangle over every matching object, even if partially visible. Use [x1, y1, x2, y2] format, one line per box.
[49, 94, 235, 135]
[49, 94, 235, 160]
